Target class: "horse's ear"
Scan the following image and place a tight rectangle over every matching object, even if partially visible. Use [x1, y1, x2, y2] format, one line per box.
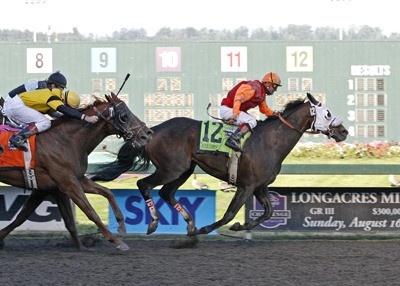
[105, 94, 111, 102]
[307, 93, 319, 105]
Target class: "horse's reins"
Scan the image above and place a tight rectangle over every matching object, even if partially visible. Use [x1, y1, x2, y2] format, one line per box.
[207, 101, 316, 134]
[92, 102, 143, 141]
[277, 113, 302, 133]
[278, 105, 320, 135]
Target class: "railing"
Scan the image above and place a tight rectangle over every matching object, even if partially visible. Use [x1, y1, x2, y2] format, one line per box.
[87, 163, 399, 175]
[280, 164, 399, 175]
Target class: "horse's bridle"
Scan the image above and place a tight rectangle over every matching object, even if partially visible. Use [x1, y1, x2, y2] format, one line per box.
[277, 105, 318, 135]
[92, 101, 143, 141]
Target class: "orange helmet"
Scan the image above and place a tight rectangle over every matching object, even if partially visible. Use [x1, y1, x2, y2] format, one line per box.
[262, 72, 282, 87]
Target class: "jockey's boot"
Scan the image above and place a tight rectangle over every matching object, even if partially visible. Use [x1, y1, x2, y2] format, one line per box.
[225, 123, 250, 152]
[8, 123, 39, 152]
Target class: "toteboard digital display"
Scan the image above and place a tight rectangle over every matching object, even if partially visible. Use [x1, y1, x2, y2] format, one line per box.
[0, 41, 397, 143]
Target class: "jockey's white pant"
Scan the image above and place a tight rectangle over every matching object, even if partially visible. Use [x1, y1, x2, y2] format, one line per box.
[219, 105, 257, 129]
[4, 95, 51, 132]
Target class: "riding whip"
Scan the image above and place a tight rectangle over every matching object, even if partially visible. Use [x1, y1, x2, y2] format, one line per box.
[116, 73, 130, 96]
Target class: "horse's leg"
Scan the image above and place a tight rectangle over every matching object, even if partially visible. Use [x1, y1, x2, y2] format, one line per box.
[196, 185, 254, 235]
[57, 178, 129, 251]
[0, 190, 47, 249]
[80, 177, 126, 236]
[52, 190, 83, 250]
[158, 167, 196, 236]
[137, 172, 164, 235]
[229, 185, 273, 231]
[137, 166, 192, 235]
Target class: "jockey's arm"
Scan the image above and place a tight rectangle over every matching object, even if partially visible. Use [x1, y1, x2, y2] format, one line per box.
[56, 104, 99, 123]
[8, 85, 26, 98]
[259, 99, 274, 116]
[232, 84, 255, 117]
[56, 104, 85, 120]
[9, 81, 47, 98]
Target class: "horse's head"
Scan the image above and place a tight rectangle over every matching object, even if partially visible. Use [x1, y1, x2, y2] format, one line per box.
[90, 92, 153, 147]
[307, 93, 348, 142]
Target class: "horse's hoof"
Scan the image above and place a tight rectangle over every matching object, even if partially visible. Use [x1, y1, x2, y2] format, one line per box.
[188, 226, 198, 236]
[229, 222, 241, 231]
[116, 241, 129, 251]
[147, 221, 159, 235]
[117, 224, 127, 236]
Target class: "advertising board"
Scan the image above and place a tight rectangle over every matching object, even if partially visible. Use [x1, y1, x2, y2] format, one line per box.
[110, 189, 216, 234]
[246, 187, 400, 232]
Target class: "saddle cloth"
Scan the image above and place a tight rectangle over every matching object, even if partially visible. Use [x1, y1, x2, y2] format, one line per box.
[198, 121, 250, 155]
[0, 125, 36, 169]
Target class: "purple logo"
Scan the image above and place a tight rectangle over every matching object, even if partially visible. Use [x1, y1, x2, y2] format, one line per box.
[249, 190, 291, 229]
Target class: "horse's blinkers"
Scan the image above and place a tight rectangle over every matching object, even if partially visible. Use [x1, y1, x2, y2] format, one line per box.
[309, 101, 348, 142]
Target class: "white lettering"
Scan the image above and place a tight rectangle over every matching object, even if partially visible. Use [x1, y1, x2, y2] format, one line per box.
[291, 192, 378, 204]
[348, 217, 388, 231]
[351, 65, 391, 76]
[381, 193, 400, 203]
[302, 216, 346, 231]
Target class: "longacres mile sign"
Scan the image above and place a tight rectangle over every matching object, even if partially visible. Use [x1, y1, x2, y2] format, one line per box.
[246, 187, 400, 232]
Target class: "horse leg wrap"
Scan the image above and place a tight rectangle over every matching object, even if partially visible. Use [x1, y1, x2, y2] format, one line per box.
[228, 151, 241, 185]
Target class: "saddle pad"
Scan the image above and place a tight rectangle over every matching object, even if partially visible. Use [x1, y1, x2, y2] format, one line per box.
[0, 131, 36, 168]
[198, 121, 250, 155]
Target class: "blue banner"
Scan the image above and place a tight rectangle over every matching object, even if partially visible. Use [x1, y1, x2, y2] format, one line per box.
[109, 189, 216, 234]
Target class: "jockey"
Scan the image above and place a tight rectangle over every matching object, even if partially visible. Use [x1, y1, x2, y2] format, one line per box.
[220, 72, 282, 152]
[9, 71, 68, 96]
[3, 88, 99, 152]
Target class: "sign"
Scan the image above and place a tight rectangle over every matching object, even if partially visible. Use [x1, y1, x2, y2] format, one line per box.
[0, 187, 65, 231]
[91, 47, 117, 73]
[26, 48, 53, 73]
[221, 46, 247, 72]
[156, 47, 181, 72]
[246, 187, 400, 232]
[110, 189, 216, 234]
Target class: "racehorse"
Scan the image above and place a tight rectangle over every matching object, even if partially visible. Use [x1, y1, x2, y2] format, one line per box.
[0, 93, 153, 250]
[90, 93, 348, 240]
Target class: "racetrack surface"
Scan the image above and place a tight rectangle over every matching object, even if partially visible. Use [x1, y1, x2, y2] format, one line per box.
[1, 235, 399, 286]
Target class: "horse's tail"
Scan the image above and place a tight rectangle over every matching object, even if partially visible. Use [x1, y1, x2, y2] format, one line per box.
[88, 141, 150, 181]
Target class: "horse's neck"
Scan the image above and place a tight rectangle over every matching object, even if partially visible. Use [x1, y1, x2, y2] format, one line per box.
[50, 120, 110, 154]
[269, 102, 312, 161]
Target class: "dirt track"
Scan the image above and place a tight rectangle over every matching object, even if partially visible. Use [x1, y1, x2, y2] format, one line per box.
[1, 235, 399, 286]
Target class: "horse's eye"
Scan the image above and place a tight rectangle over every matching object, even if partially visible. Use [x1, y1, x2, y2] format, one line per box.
[119, 112, 128, 123]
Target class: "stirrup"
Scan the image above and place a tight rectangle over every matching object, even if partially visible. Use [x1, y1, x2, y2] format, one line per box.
[225, 139, 242, 152]
[8, 137, 28, 152]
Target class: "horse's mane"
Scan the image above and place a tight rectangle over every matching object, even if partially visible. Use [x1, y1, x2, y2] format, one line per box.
[78, 98, 107, 112]
[284, 98, 306, 112]
[262, 98, 305, 123]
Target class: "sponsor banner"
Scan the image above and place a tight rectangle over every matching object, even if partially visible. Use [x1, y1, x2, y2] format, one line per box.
[246, 187, 400, 232]
[110, 189, 216, 234]
[0, 187, 65, 231]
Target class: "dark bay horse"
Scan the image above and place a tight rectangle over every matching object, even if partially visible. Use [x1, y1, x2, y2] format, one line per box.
[91, 93, 348, 239]
[0, 93, 152, 250]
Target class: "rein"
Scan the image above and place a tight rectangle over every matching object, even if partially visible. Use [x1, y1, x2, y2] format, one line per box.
[278, 113, 302, 133]
[92, 102, 142, 141]
[277, 104, 317, 134]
